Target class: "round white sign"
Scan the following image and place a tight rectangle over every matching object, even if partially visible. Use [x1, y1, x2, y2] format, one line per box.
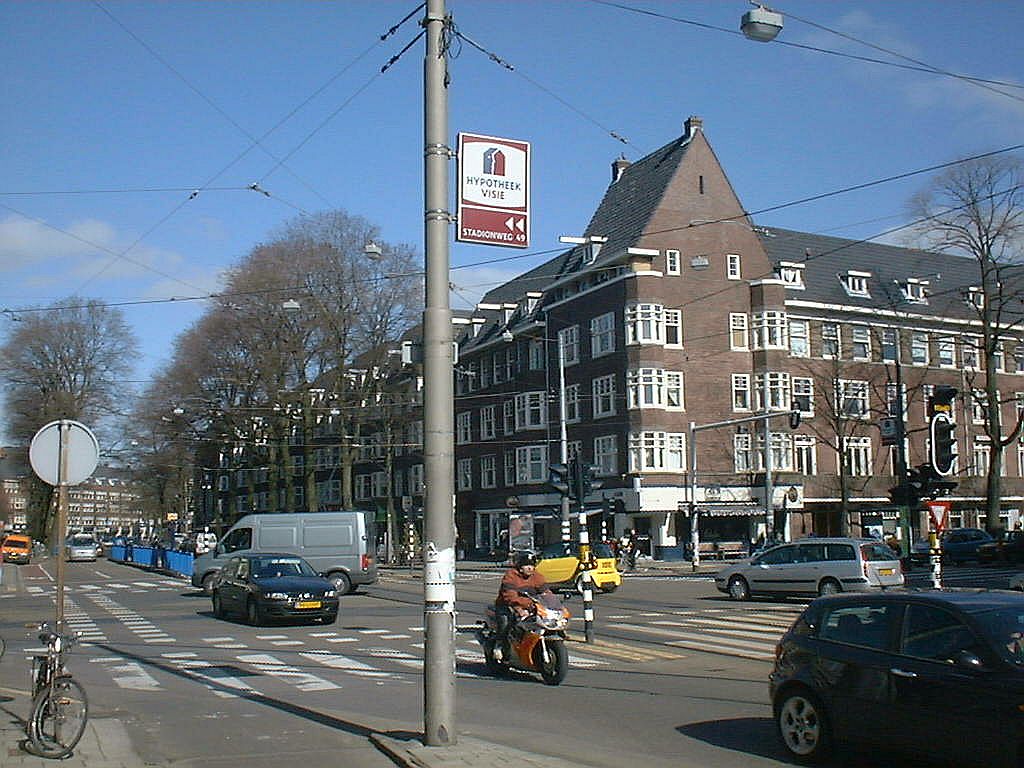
[29, 420, 100, 486]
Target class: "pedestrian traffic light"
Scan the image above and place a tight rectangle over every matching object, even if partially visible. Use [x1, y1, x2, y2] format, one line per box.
[579, 463, 603, 499]
[548, 462, 573, 498]
[930, 412, 957, 476]
[888, 466, 926, 509]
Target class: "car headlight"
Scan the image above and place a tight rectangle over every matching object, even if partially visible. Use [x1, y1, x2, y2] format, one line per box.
[263, 592, 288, 600]
[323, 589, 336, 598]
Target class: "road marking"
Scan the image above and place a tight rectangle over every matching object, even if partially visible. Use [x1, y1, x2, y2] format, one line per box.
[109, 662, 162, 690]
[325, 637, 358, 643]
[300, 650, 389, 678]
[271, 640, 304, 646]
[161, 652, 254, 698]
[240, 652, 341, 690]
[309, 632, 337, 637]
[255, 635, 288, 640]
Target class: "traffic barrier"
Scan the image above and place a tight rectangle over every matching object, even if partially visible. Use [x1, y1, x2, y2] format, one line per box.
[106, 545, 193, 578]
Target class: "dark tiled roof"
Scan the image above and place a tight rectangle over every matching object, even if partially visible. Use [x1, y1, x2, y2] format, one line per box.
[756, 227, 1020, 322]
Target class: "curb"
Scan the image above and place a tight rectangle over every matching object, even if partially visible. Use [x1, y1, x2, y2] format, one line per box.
[371, 733, 595, 768]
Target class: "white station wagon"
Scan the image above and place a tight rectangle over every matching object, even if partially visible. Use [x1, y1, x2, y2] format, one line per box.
[715, 537, 904, 600]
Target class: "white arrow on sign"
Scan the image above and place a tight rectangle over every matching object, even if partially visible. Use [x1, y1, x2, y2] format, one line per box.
[505, 216, 515, 231]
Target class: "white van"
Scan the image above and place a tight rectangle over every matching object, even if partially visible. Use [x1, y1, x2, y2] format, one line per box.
[191, 511, 376, 596]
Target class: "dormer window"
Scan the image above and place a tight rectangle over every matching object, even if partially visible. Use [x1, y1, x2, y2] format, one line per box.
[502, 303, 517, 324]
[559, 235, 607, 267]
[778, 261, 805, 289]
[840, 270, 871, 298]
[524, 292, 542, 314]
[966, 286, 984, 309]
[901, 278, 929, 303]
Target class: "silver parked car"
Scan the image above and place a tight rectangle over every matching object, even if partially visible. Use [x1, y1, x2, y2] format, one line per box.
[65, 533, 99, 562]
[715, 537, 904, 600]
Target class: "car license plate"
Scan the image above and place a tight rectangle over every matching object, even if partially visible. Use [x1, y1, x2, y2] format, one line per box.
[879, 568, 894, 576]
[296, 600, 321, 609]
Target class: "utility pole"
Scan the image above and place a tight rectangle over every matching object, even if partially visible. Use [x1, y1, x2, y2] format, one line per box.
[763, 416, 774, 541]
[556, 334, 570, 543]
[421, 0, 455, 747]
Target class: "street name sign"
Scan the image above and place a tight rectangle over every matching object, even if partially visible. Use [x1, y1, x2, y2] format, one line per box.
[457, 132, 530, 248]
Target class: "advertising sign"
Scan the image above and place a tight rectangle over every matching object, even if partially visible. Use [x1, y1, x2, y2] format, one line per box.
[457, 132, 530, 248]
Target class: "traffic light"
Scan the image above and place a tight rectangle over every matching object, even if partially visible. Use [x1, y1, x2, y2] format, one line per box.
[548, 462, 573, 498]
[790, 395, 810, 429]
[888, 466, 926, 509]
[916, 463, 958, 498]
[570, 460, 603, 502]
[927, 385, 958, 417]
[930, 412, 957, 476]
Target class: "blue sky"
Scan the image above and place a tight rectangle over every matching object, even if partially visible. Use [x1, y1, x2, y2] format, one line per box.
[2, 1, 1021, 392]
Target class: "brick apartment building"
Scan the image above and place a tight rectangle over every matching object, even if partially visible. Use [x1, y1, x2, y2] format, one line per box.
[379, 115, 1024, 560]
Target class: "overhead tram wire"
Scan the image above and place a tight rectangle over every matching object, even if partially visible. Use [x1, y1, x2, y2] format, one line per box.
[453, 28, 636, 153]
[590, 0, 1024, 98]
[780, 5, 1024, 105]
[72, 3, 420, 295]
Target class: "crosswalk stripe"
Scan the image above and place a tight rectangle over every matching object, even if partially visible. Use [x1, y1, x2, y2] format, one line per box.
[238, 653, 340, 691]
[299, 650, 389, 678]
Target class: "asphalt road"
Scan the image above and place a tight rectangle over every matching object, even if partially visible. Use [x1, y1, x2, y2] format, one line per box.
[1, 557, 1017, 767]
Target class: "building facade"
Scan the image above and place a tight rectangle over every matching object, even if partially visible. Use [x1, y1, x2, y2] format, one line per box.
[438, 116, 1024, 559]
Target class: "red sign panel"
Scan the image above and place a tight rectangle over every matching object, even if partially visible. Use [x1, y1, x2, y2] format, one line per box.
[457, 132, 530, 248]
[927, 500, 952, 534]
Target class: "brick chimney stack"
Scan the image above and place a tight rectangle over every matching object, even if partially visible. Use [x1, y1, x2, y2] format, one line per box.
[685, 115, 703, 139]
[611, 155, 631, 182]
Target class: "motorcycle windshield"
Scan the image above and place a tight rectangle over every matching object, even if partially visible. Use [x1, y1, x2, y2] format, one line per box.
[533, 592, 565, 611]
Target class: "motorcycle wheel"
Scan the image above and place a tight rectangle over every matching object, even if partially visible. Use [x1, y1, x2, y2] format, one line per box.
[481, 638, 506, 676]
[534, 640, 568, 686]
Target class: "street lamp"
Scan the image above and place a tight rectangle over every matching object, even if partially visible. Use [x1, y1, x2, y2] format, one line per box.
[741, 3, 784, 42]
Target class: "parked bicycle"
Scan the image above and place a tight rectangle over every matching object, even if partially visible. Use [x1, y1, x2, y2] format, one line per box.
[26, 622, 88, 759]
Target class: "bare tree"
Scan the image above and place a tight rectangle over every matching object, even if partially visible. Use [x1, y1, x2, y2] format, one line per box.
[0, 297, 137, 540]
[140, 209, 421, 528]
[908, 157, 1024, 531]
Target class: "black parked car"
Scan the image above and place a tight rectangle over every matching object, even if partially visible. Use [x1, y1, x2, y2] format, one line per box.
[909, 527, 993, 566]
[211, 553, 339, 626]
[978, 530, 1024, 565]
[770, 590, 1024, 767]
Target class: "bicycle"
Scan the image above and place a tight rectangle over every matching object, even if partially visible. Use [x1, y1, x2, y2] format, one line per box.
[26, 622, 88, 759]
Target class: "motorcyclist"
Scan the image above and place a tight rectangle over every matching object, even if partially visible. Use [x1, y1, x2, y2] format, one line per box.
[494, 550, 552, 660]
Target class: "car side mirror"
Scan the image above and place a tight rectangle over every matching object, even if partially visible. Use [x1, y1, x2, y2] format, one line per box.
[953, 650, 985, 670]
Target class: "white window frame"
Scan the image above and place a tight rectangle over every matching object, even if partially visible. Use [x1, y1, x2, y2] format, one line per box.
[626, 303, 664, 345]
[727, 253, 741, 280]
[851, 325, 871, 361]
[590, 312, 616, 358]
[821, 323, 840, 359]
[792, 377, 814, 416]
[937, 336, 956, 368]
[593, 375, 617, 418]
[729, 313, 749, 351]
[528, 339, 545, 371]
[911, 332, 929, 366]
[837, 379, 869, 419]
[666, 249, 681, 275]
[963, 336, 981, 371]
[504, 452, 515, 486]
[628, 368, 665, 409]
[515, 445, 548, 484]
[734, 434, 752, 473]
[456, 411, 472, 445]
[565, 383, 581, 423]
[841, 271, 871, 297]
[666, 371, 685, 410]
[480, 455, 497, 489]
[794, 435, 816, 475]
[514, 392, 547, 430]
[665, 309, 683, 348]
[752, 311, 787, 350]
[559, 325, 580, 366]
[732, 373, 751, 411]
[457, 458, 473, 491]
[594, 435, 618, 476]
[881, 328, 899, 363]
[789, 319, 809, 358]
[480, 405, 497, 440]
[844, 436, 872, 476]
[503, 400, 515, 435]
[628, 431, 683, 472]
[971, 440, 991, 477]
[756, 371, 791, 411]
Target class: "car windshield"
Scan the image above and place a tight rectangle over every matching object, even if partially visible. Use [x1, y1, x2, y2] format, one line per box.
[974, 607, 1024, 667]
[251, 557, 316, 579]
[69, 535, 95, 545]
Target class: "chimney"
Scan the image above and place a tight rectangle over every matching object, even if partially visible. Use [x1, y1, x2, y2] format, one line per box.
[611, 155, 631, 182]
[684, 115, 703, 139]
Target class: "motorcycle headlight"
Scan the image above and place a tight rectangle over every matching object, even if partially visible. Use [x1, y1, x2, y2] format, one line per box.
[263, 592, 288, 600]
[53, 636, 63, 653]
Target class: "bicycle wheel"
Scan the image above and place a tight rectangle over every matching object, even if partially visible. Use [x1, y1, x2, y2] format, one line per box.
[28, 676, 88, 759]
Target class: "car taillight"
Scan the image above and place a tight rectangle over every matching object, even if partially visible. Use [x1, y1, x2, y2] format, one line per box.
[863, 560, 869, 579]
[361, 554, 372, 571]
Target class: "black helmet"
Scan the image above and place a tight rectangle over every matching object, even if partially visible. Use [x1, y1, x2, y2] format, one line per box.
[513, 550, 538, 568]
